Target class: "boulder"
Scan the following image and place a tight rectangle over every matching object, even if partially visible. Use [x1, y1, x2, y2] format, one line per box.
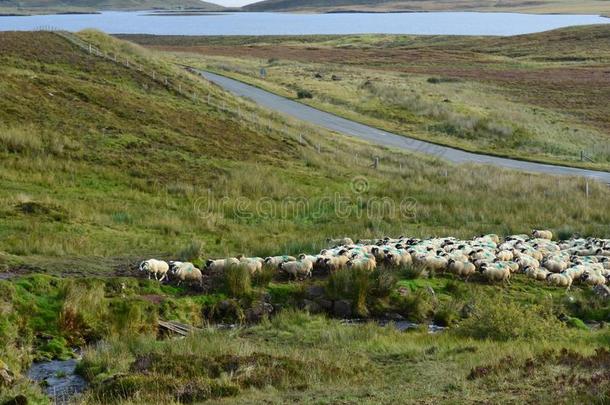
[316, 298, 333, 311]
[333, 300, 352, 318]
[301, 299, 322, 314]
[306, 285, 325, 299]
[245, 302, 274, 324]
[2, 395, 27, 405]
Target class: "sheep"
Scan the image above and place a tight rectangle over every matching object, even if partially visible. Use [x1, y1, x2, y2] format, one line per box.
[384, 249, 412, 268]
[171, 262, 203, 287]
[263, 255, 296, 269]
[542, 257, 568, 273]
[532, 230, 553, 240]
[139, 259, 169, 282]
[346, 256, 377, 272]
[546, 272, 572, 290]
[326, 237, 354, 247]
[280, 260, 313, 280]
[205, 258, 240, 272]
[479, 263, 511, 283]
[447, 259, 476, 280]
[236, 257, 263, 276]
[581, 270, 606, 286]
[524, 266, 550, 281]
[496, 250, 513, 262]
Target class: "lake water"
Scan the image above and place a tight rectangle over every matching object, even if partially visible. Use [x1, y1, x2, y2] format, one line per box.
[0, 11, 608, 36]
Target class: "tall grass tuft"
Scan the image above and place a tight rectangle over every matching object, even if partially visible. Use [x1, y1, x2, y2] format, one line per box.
[225, 264, 251, 297]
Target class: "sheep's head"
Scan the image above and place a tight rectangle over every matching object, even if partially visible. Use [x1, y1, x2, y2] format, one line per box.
[205, 259, 214, 269]
[139, 261, 149, 272]
[346, 260, 354, 268]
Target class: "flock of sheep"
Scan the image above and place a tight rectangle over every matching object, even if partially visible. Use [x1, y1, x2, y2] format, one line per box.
[139, 230, 610, 291]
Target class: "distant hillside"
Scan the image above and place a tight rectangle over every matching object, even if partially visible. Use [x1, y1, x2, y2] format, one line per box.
[0, 0, 224, 14]
[242, 0, 610, 15]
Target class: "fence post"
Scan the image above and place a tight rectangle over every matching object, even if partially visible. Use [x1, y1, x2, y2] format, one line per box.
[371, 156, 379, 169]
[88, 44, 92, 54]
[585, 180, 589, 198]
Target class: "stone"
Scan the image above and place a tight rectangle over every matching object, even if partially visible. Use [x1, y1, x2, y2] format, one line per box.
[2, 395, 26, 405]
[316, 298, 333, 311]
[245, 302, 274, 324]
[301, 299, 322, 314]
[306, 285, 325, 299]
[397, 286, 410, 297]
[593, 285, 610, 300]
[333, 300, 352, 318]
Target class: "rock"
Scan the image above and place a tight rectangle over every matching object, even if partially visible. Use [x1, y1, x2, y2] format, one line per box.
[333, 300, 352, 318]
[245, 302, 274, 324]
[384, 312, 405, 321]
[314, 73, 323, 79]
[316, 298, 333, 311]
[331, 75, 342, 81]
[2, 395, 27, 405]
[593, 285, 610, 300]
[301, 299, 322, 314]
[306, 285, 325, 299]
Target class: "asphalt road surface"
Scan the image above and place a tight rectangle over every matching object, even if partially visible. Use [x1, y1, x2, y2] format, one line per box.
[200, 71, 610, 184]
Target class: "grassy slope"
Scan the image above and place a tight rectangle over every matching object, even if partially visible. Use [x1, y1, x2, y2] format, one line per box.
[1, 30, 610, 276]
[242, 0, 610, 15]
[0, 31, 609, 404]
[128, 24, 610, 170]
[0, 0, 224, 14]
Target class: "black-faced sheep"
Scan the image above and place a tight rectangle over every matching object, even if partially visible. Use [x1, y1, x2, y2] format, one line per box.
[139, 259, 170, 282]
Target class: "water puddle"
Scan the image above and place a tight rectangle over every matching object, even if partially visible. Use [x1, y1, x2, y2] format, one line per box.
[28, 359, 87, 402]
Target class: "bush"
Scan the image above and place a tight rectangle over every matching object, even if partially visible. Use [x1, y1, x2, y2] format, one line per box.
[177, 240, 203, 262]
[399, 264, 426, 280]
[391, 289, 434, 323]
[297, 89, 313, 99]
[454, 297, 565, 341]
[252, 265, 274, 288]
[225, 265, 251, 298]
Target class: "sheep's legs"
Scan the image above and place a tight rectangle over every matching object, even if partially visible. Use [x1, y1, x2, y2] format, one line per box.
[159, 274, 166, 282]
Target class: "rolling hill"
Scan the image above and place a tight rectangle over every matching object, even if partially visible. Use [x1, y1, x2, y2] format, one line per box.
[0, 0, 224, 14]
[242, 0, 610, 15]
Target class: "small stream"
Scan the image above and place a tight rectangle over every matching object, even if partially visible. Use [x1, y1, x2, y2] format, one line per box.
[341, 319, 446, 333]
[28, 359, 87, 402]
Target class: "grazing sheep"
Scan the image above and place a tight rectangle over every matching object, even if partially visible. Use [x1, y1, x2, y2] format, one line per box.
[581, 270, 606, 286]
[347, 256, 377, 272]
[205, 258, 240, 272]
[447, 259, 476, 280]
[237, 258, 263, 276]
[546, 272, 572, 290]
[280, 260, 313, 280]
[479, 263, 511, 283]
[532, 230, 553, 240]
[524, 266, 550, 281]
[139, 259, 170, 282]
[264, 255, 297, 269]
[171, 262, 203, 287]
[326, 237, 354, 247]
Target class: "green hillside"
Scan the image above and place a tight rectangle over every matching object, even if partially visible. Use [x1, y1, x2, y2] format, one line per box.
[0, 0, 224, 14]
[242, 0, 610, 15]
[0, 30, 609, 405]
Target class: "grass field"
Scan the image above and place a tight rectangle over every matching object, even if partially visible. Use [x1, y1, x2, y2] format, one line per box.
[128, 25, 610, 171]
[0, 30, 609, 404]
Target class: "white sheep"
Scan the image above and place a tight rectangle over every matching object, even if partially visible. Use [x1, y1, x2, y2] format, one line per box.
[139, 259, 170, 282]
[264, 255, 297, 268]
[546, 272, 572, 290]
[205, 258, 240, 272]
[171, 262, 203, 287]
[581, 270, 606, 286]
[326, 237, 354, 247]
[280, 259, 313, 280]
[346, 256, 376, 272]
[479, 263, 511, 283]
[447, 259, 476, 280]
[532, 230, 553, 240]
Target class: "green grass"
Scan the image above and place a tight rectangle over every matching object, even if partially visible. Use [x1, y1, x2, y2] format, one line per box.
[0, 30, 609, 404]
[142, 25, 610, 170]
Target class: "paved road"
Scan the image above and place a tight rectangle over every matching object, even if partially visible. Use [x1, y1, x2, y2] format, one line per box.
[200, 71, 610, 184]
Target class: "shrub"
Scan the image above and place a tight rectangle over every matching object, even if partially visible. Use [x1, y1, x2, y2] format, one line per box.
[177, 240, 203, 262]
[454, 297, 565, 341]
[391, 289, 434, 323]
[224, 265, 251, 298]
[297, 89, 313, 99]
[252, 265, 275, 288]
[399, 264, 426, 280]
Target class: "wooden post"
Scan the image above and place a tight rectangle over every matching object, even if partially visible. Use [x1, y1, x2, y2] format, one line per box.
[372, 156, 379, 169]
[317, 144, 321, 153]
[585, 180, 589, 198]
[88, 44, 92, 54]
